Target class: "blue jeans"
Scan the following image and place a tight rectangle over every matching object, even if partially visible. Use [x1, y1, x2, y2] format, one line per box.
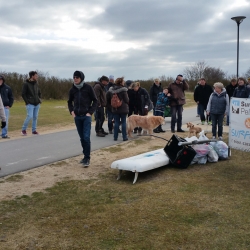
[22, 104, 40, 132]
[198, 103, 211, 122]
[95, 106, 105, 132]
[107, 110, 114, 132]
[74, 115, 92, 159]
[210, 113, 224, 137]
[170, 105, 183, 131]
[1, 107, 9, 137]
[113, 114, 127, 140]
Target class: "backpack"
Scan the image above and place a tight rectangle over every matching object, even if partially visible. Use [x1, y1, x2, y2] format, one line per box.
[111, 93, 122, 109]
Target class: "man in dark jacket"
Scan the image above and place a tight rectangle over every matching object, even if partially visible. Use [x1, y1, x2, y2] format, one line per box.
[21, 71, 41, 136]
[0, 74, 14, 138]
[225, 78, 238, 125]
[150, 78, 163, 115]
[168, 74, 189, 133]
[93, 75, 109, 137]
[194, 78, 213, 125]
[68, 71, 98, 167]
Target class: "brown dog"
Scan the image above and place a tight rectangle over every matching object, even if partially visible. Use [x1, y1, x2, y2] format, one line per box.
[127, 115, 165, 139]
[186, 122, 202, 137]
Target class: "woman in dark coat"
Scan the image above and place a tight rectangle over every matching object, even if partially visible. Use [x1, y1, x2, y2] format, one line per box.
[106, 77, 129, 141]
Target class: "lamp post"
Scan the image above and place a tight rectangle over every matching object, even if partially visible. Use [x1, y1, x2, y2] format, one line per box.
[231, 16, 246, 79]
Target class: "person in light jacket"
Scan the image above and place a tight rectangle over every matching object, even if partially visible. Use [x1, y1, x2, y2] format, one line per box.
[207, 82, 229, 140]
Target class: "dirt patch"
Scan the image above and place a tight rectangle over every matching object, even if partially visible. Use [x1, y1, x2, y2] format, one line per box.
[0, 127, 174, 201]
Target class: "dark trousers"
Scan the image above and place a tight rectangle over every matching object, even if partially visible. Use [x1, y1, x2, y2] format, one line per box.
[113, 114, 127, 140]
[95, 107, 105, 132]
[210, 113, 224, 137]
[74, 116, 92, 159]
[107, 109, 114, 132]
[198, 103, 211, 122]
[155, 110, 164, 130]
[170, 105, 183, 131]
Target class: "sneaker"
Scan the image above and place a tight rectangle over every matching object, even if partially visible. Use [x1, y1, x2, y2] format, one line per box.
[123, 138, 128, 141]
[2, 135, 10, 139]
[96, 132, 105, 137]
[196, 115, 200, 117]
[201, 121, 205, 125]
[21, 130, 27, 136]
[171, 130, 175, 133]
[32, 131, 39, 135]
[153, 129, 160, 133]
[82, 158, 90, 167]
[218, 136, 223, 140]
[212, 136, 216, 139]
[177, 129, 185, 132]
[208, 121, 212, 125]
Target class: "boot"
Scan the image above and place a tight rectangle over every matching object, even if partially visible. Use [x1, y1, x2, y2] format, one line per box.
[96, 131, 105, 137]
[153, 128, 160, 133]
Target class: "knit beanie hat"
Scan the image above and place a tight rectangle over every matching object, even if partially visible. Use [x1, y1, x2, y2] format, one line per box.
[73, 71, 84, 81]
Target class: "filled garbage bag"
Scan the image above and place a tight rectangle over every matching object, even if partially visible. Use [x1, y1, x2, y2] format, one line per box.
[210, 141, 228, 160]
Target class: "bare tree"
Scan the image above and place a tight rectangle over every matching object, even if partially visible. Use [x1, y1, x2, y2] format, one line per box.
[183, 61, 207, 81]
[244, 67, 250, 78]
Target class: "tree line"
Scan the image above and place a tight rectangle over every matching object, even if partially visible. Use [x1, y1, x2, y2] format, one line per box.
[1, 61, 249, 100]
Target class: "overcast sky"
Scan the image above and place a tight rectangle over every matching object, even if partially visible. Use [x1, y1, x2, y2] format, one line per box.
[0, 0, 249, 81]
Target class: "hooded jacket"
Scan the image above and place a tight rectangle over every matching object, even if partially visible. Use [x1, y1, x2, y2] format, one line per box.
[22, 79, 41, 105]
[68, 72, 98, 116]
[0, 75, 14, 107]
[106, 85, 129, 114]
[194, 84, 213, 107]
[207, 88, 229, 115]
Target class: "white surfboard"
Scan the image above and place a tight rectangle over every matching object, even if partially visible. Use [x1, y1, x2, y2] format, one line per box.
[111, 148, 170, 184]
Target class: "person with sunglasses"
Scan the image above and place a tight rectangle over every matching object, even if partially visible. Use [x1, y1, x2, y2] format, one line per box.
[68, 71, 98, 167]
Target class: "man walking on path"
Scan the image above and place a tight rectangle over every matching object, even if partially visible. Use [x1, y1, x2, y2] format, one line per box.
[21, 71, 41, 136]
[194, 77, 213, 125]
[68, 71, 98, 167]
[93, 75, 109, 137]
[0, 75, 14, 138]
[168, 74, 189, 133]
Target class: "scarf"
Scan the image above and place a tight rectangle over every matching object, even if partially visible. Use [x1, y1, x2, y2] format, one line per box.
[74, 81, 84, 89]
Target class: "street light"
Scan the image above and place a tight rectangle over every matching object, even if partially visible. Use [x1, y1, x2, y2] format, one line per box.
[231, 16, 246, 79]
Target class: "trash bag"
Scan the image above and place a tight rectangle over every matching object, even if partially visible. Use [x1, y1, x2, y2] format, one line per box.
[198, 130, 209, 141]
[191, 144, 210, 165]
[210, 141, 228, 160]
[207, 145, 219, 163]
[184, 136, 198, 142]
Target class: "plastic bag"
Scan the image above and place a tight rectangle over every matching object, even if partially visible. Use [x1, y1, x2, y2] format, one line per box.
[198, 130, 209, 141]
[207, 145, 219, 163]
[184, 136, 198, 142]
[210, 141, 228, 160]
[190, 144, 210, 165]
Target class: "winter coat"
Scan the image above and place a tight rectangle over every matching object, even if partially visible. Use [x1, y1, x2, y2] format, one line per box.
[0, 83, 14, 107]
[194, 84, 213, 108]
[207, 88, 229, 115]
[68, 82, 98, 116]
[105, 81, 114, 92]
[233, 85, 250, 98]
[168, 80, 189, 106]
[22, 79, 41, 105]
[106, 85, 129, 114]
[0, 96, 6, 122]
[130, 87, 151, 115]
[226, 83, 238, 99]
[93, 82, 107, 107]
[150, 83, 163, 107]
[155, 92, 170, 112]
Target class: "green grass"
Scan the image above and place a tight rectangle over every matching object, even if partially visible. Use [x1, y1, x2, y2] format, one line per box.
[0, 136, 250, 249]
[8, 100, 73, 132]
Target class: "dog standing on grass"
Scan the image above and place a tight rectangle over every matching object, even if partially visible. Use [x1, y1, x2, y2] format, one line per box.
[127, 115, 165, 139]
[186, 122, 202, 137]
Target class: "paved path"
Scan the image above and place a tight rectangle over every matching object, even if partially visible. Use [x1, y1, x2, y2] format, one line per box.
[1, 107, 228, 177]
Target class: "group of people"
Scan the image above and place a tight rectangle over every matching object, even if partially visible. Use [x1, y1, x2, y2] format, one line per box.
[194, 77, 250, 140]
[67, 72, 189, 167]
[1, 70, 250, 168]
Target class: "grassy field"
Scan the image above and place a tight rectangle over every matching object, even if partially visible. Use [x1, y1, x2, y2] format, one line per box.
[0, 134, 250, 249]
[8, 93, 196, 132]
